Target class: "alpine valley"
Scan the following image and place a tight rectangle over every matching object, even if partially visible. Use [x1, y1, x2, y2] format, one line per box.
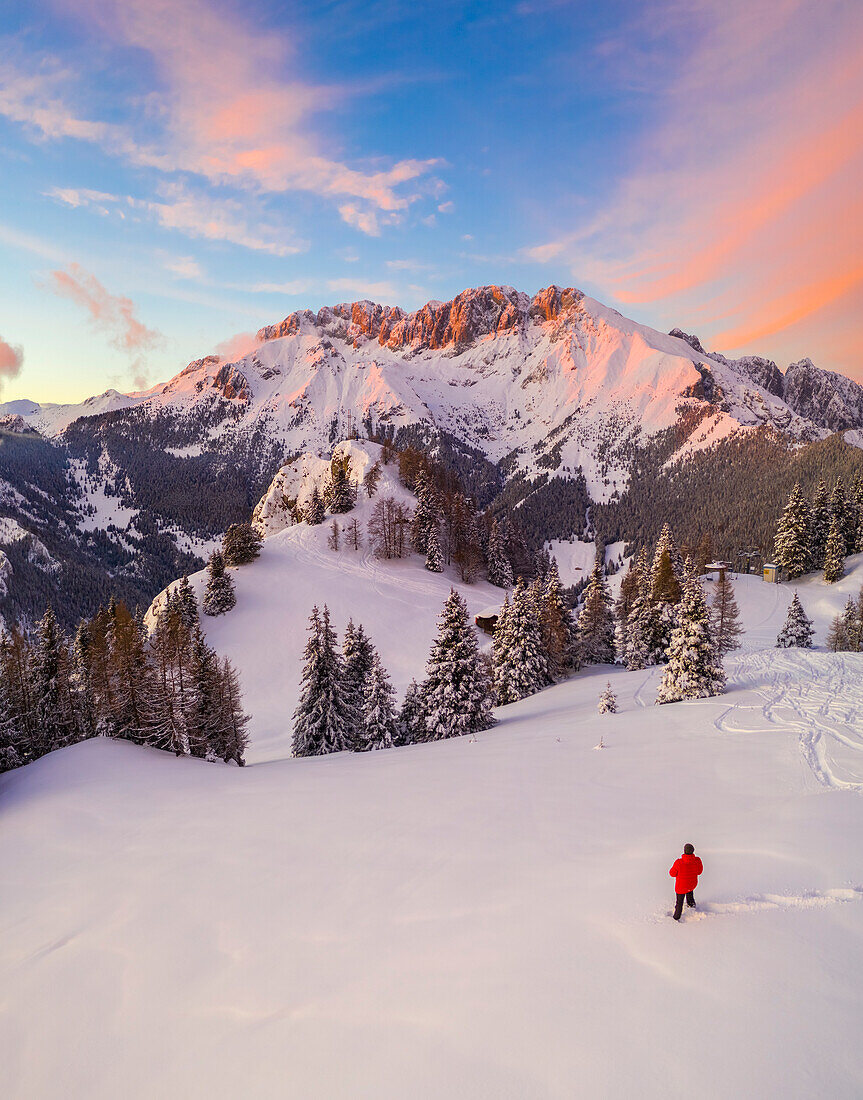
[3, 283, 863, 628]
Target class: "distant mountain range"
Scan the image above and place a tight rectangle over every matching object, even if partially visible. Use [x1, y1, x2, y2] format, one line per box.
[2, 284, 863, 626]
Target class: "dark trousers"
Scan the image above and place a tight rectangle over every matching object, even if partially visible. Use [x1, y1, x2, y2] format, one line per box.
[673, 891, 696, 919]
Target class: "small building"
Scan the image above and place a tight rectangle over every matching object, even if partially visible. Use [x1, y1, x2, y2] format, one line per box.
[704, 560, 734, 582]
[475, 606, 502, 635]
[763, 562, 781, 584]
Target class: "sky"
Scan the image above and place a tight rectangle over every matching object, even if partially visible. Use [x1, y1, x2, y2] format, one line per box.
[0, 0, 861, 403]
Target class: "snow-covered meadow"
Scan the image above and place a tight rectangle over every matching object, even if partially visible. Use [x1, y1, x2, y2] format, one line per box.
[4, 496, 863, 1096]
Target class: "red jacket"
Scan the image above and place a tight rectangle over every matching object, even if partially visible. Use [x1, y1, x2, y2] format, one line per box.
[669, 853, 703, 893]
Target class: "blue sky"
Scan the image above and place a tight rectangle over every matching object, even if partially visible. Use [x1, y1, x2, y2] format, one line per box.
[1, 0, 861, 402]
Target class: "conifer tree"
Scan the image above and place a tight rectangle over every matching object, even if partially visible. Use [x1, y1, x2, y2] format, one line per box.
[215, 658, 250, 765]
[577, 561, 616, 665]
[827, 597, 858, 652]
[69, 620, 96, 741]
[540, 560, 576, 679]
[486, 518, 514, 588]
[598, 682, 617, 715]
[342, 619, 375, 748]
[424, 524, 444, 573]
[614, 559, 641, 660]
[31, 606, 77, 755]
[809, 479, 831, 570]
[305, 485, 325, 525]
[829, 476, 856, 555]
[223, 523, 263, 566]
[823, 515, 846, 583]
[774, 482, 811, 579]
[0, 647, 23, 772]
[186, 625, 222, 758]
[423, 589, 495, 739]
[107, 600, 150, 744]
[361, 652, 398, 750]
[710, 570, 743, 656]
[492, 583, 546, 704]
[327, 521, 341, 552]
[292, 606, 356, 756]
[323, 451, 356, 514]
[651, 523, 684, 606]
[655, 578, 725, 704]
[147, 596, 192, 756]
[203, 550, 236, 615]
[410, 471, 440, 554]
[396, 680, 426, 745]
[776, 593, 815, 648]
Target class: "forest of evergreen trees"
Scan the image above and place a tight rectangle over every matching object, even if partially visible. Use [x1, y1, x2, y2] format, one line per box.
[773, 475, 863, 583]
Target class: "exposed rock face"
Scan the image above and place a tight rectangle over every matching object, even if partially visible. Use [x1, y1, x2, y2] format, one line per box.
[257, 285, 584, 352]
[724, 356, 785, 398]
[0, 414, 38, 435]
[669, 328, 706, 355]
[213, 363, 250, 402]
[782, 358, 863, 433]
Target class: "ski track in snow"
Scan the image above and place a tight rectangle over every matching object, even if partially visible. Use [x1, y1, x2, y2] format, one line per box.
[650, 886, 863, 924]
[717, 649, 863, 791]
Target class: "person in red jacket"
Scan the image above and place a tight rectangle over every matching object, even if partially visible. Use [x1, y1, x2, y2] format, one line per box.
[669, 843, 703, 920]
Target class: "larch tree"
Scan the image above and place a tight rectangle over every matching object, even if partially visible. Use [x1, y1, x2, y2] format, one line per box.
[710, 570, 743, 656]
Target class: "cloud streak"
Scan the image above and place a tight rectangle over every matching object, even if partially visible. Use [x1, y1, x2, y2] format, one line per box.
[47, 264, 161, 367]
[0, 336, 25, 394]
[527, 0, 863, 372]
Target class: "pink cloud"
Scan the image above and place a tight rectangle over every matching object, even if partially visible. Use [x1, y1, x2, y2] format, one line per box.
[0, 336, 25, 393]
[4, 0, 442, 234]
[527, 0, 863, 375]
[47, 263, 161, 356]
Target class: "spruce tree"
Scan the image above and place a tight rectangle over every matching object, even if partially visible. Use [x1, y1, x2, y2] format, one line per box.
[214, 658, 250, 765]
[598, 682, 617, 715]
[292, 606, 356, 756]
[410, 471, 440, 554]
[655, 578, 725, 704]
[186, 625, 222, 758]
[829, 476, 856, 555]
[423, 589, 495, 739]
[651, 523, 684, 606]
[541, 560, 576, 679]
[827, 597, 858, 652]
[203, 551, 237, 615]
[396, 680, 427, 745]
[710, 570, 743, 656]
[614, 559, 641, 661]
[361, 652, 398, 750]
[577, 561, 616, 665]
[323, 451, 356, 514]
[175, 575, 199, 628]
[0, 650, 22, 772]
[776, 593, 814, 648]
[342, 619, 375, 749]
[305, 485, 325, 525]
[774, 482, 811, 579]
[823, 515, 846, 583]
[486, 518, 514, 588]
[223, 523, 263, 565]
[424, 524, 444, 573]
[31, 607, 77, 755]
[492, 583, 546, 704]
[809, 479, 830, 570]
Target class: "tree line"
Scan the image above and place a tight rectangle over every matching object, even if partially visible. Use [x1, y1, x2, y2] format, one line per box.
[773, 475, 863, 583]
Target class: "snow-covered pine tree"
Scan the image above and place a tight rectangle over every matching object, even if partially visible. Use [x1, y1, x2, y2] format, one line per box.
[614, 559, 640, 660]
[0, 646, 22, 772]
[577, 560, 616, 665]
[486, 517, 514, 588]
[186, 624, 222, 759]
[776, 593, 815, 648]
[292, 606, 356, 756]
[809, 479, 831, 569]
[305, 485, 325, 525]
[541, 560, 576, 679]
[396, 679, 427, 745]
[361, 652, 398, 750]
[203, 550, 237, 615]
[323, 450, 356, 514]
[854, 474, 863, 554]
[176, 575, 199, 628]
[214, 657, 250, 765]
[651, 523, 684, 606]
[223, 522, 263, 565]
[342, 619, 375, 749]
[827, 596, 858, 652]
[424, 524, 444, 572]
[69, 619, 96, 741]
[823, 515, 846, 583]
[492, 582, 547, 704]
[829, 476, 856, 555]
[423, 589, 495, 739]
[597, 682, 617, 714]
[655, 578, 725, 704]
[774, 482, 811, 579]
[710, 569, 743, 656]
[146, 595, 192, 756]
[1, 625, 34, 758]
[410, 471, 440, 554]
[31, 606, 78, 755]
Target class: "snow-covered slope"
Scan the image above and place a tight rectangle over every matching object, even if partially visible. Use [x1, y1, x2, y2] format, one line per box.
[0, 388, 148, 436]
[5, 555, 863, 1097]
